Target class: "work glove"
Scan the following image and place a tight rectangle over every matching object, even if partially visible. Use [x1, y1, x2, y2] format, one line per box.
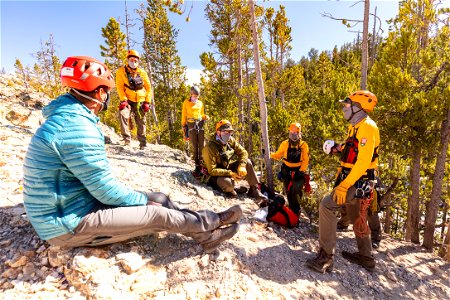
[237, 165, 247, 177]
[333, 181, 351, 205]
[230, 171, 242, 181]
[141, 102, 150, 112]
[303, 173, 312, 194]
[202, 115, 210, 121]
[119, 100, 128, 111]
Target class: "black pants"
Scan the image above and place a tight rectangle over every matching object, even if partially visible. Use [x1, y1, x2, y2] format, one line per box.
[280, 166, 305, 215]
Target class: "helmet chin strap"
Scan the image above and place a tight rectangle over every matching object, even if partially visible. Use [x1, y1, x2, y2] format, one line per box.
[71, 88, 105, 109]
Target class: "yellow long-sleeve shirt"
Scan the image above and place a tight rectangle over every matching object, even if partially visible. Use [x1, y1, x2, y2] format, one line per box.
[115, 66, 151, 103]
[340, 116, 380, 187]
[270, 139, 309, 172]
[181, 98, 207, 126]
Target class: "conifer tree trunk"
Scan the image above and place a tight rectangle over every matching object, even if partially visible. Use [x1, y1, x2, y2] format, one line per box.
[439, 221, 450, 262]
[406, 147, 422, 244]
[384, 194, 393, 235]
[370, 6, 377, 69]
[441, 202, 448, 240]
[360, 0, 369, 89]
[237, 42, 244, 145]
[144, 59, 160, 144]
[382, 177, 399, 234]
[249, 0, 273, 190]
[423, 109, 450, 250]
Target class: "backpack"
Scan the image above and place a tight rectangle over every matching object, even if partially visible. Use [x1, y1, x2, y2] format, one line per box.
[124, 67, 144, 91]
[266, 194, 299, 228]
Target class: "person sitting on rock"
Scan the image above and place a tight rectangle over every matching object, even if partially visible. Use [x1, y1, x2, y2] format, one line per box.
[202, 119, 267, 200]
[22, 56, 242, 253]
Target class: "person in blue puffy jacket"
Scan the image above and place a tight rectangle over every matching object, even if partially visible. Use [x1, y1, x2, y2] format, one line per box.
[23, 56, 242, 253]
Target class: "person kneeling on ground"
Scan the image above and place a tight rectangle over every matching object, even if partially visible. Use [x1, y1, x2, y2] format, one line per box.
[202, 120, 267, 201]
[23, 56, 242, 253]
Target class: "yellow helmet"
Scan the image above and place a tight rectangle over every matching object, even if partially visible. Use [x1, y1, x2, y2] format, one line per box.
[346, 90, 377, 112]
[288, 122, 301, 133]
[216, 119, 234, 131]
[127, 49, 140, 59]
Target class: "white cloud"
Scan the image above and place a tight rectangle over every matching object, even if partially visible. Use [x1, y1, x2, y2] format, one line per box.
[185, 69, 203, 86]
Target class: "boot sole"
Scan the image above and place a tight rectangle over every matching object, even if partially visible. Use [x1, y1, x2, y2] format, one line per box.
[342, 251, 375, 272]
[219, 205, 243, 227]
[202, 223, 240, 253]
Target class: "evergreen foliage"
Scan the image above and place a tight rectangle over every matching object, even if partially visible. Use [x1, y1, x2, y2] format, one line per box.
[13, 0, 449, 254]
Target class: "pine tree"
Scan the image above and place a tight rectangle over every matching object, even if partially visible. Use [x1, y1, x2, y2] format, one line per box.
[100, 17, 127, 72]
[14, 59, 29, 89]
[142, 0, 186, 147]
[32, 34, 62, 98]
[369, 0, 449, 245]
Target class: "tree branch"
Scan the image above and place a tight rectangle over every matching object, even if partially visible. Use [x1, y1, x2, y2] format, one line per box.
[422, 62, 449, 92]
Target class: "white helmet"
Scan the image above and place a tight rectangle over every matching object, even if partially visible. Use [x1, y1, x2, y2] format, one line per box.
[323, 140, 335, 154]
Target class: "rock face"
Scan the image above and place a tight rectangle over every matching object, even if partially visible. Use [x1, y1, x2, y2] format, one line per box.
[0, 74, 449, 299]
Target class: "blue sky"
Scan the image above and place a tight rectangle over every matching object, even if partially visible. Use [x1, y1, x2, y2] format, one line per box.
[1, 0, 402, 83]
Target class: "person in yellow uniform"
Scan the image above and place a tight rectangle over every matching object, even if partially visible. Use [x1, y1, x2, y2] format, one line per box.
[306, 90, 380, 273]
[323, 140, 383, 249]
[270, 122, 310, 216]
[181, 86, 209, 176]
[116, 50, 152, 150]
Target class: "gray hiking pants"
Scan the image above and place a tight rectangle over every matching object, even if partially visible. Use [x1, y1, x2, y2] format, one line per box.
[319, 186, 372, 257]
[47, 192, 220, 247]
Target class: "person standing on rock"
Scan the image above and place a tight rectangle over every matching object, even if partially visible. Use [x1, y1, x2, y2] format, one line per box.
[23, 56, 242, 253]
[181, 85, 209, 177]
[116, 50, 152, 150]
[202, 119, 267, 201]
[324, 140, 383, 249]
[270, 122, 311, 217]
[306, 90, 380, 273]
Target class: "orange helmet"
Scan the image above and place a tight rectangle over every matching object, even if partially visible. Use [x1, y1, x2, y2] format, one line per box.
[60, 56, 115, 92]
[127, 49, 140, 59]
[288, 122, 301, 133]
[346, 90, 377, 112]
[216, 119, 234, 131]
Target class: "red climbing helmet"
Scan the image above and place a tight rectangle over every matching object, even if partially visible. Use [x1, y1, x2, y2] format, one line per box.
[60, 56, 115, 92]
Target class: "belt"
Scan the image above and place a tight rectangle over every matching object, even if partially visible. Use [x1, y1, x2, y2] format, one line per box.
[341, 168, 375, 180]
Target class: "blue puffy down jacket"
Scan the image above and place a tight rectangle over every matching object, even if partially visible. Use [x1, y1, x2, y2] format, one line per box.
[23, 93, 147, 240]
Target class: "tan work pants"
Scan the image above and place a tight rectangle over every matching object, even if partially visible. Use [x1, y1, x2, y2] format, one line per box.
[211, 159, 259, 193]
[319, 186, 372, 257]
[337, 206, 382, 243]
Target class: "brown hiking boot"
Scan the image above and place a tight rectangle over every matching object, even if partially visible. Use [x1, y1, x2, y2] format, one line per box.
[218, 205, 243, 227]
[247, 185, 268, 201]
[234, 186, 249, 194]
[305, 248, 334, 273]
[337, 223, 349, 231]
[342, 251, 375, 271]
[201, 223, 240, 253]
